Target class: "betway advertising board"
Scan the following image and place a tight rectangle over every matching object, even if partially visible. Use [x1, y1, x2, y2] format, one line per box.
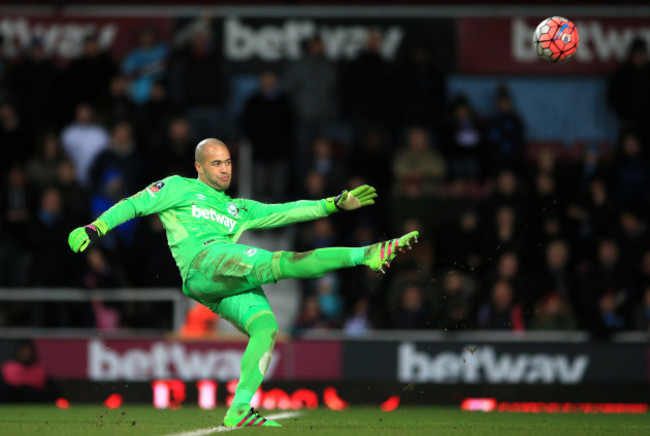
[458, 17, 650, 74]
[0, 14, 454, 70]
[15, 338, 649, 384]
[31, 339, 340, 382]
[344, 341, 648, 384]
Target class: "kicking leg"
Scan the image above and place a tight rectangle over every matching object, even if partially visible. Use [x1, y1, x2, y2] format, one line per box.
[274, 231, 420, 279]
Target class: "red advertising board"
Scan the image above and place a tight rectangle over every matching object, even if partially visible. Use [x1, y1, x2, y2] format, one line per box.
[458, 17, 650, 74]
[0, 15, 172, 63]
[33, 338, 341, 381]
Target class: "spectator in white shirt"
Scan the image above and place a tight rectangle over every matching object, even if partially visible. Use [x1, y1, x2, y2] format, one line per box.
[60, 103, 109, 186]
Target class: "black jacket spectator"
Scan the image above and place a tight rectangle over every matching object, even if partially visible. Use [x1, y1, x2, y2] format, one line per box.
[64, 35, 118, 113]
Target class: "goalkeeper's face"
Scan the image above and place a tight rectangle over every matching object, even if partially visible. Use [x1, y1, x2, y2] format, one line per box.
[195, 143, 232, 191]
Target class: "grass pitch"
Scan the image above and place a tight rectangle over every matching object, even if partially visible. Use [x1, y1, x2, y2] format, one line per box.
[0, 405, 649, 436]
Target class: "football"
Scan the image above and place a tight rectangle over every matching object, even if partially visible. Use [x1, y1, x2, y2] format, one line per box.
[533, 16, 579, 63]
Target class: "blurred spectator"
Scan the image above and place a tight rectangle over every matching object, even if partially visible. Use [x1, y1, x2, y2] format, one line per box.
[55, 159, 89, 225]
[477, 280, 525, 331]
[82, 247, 123, 290]
[156, 117, 196, 178]
[169, 22, 224, 139]
[389, 177, 436, 239]
[180, 302, 219, 338]
[349, 128, 392, 196]
[135, 80, 174, 150]
[530, 293, 577, 331]
[0, 340, 58, 402]
[0, 34, 6, 102]
[122, 26, 169, 104]
[294, 296, 330, 333]
[107, 76, 137, 123]
[390, 283, 432, 329]
[617, 209, 649, 271]
[487, 252, 526, 305]
[531, 240, 577, 312]
[60, 103, 110, 186]
[7, 37, 61, 131]
[89, 121, 147, 197]
[64, 34, 118, 112]
[286, 36, 339, 166]
[240, 70, 293, 202]
[442, 95, 485, 180]
[634, 286, 650, 332]
[344, 297, 373, 335]
[342, 31, 395, 131]
[295, 218, 337, 252]
[301, 170, 328, 200]
[482, 205, 524, 258]
[566, 142, 610, 194]
[392, 127, 446, 193]
[26, 132, 66, 189]
[307, 136, 347, 192]
[396, 44, 446, 130]
[0, 102, 33, 169]
[579, 238, 635, 332]
[486, 85, 525, 171]
[315, 274, 343, 324]
[132, 215, 182, 287]
[607, 37, 650, 140]
[483, 169, 527, 225]
[29, 187, 74, 287]
[613, 131, 650, 206]
[593, 291, 627, 337]
[0, 166, 36, 286]
[637, 250, 650, 289]
[438, 208, 484, 272]
[528, 172, 565, 240]
[567, 177, 618, 247]
[433, 271, 475, 330]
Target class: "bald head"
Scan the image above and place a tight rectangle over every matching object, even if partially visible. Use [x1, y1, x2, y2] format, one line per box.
[195, 138, 228, 163]
[195, 138, 232, 191]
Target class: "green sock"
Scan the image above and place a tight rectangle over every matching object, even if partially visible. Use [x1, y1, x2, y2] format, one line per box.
[231, 313, 278, 411]
[275, 247, 365, 280]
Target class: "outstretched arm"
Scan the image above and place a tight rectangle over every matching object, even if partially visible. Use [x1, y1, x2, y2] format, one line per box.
[241, 185, 377, 231]
[68, 176, 181, 253]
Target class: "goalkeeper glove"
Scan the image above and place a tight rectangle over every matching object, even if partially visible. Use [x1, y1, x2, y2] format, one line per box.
[325, 184, 377, 213]
[68, 220, 108, 253]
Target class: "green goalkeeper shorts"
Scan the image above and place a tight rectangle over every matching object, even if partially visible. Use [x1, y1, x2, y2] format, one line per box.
[183, 243, 283, 332]
[184, 243, 283, 302]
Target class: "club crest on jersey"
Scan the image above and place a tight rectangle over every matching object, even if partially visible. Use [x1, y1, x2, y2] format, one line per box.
[245, 248, 257, 257]
[227, 202, 240, 218]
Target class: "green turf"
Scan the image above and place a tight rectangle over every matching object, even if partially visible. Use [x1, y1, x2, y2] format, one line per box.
[0, 405, 649, 436]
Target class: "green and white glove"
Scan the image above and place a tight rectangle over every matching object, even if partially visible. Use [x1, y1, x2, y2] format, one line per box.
[325, 184, 377, 213]
[68, 220, 108, 253]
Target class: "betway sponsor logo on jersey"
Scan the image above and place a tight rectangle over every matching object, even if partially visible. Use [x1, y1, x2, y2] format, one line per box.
[397, 343, 589, 384]
[192, 204, 237, 232]
[88, 340, 279, 381]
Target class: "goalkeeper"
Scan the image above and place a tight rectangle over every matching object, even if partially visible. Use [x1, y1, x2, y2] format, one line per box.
[68, 138, 418, 427]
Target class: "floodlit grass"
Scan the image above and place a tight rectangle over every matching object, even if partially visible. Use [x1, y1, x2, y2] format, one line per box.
[0, 405, 649, 435]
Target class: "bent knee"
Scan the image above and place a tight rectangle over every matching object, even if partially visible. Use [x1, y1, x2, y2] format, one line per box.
[247, 313, 279, 341]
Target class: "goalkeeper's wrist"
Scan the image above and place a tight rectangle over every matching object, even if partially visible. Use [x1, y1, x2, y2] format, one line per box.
[324, 196, 342, 214]
[89, 220, 108, 236]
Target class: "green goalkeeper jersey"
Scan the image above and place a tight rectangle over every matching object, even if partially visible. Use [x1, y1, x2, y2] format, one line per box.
[97, 175, 330, 280]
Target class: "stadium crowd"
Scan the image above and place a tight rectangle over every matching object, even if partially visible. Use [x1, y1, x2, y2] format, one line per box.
[0, 26, 649, 337]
